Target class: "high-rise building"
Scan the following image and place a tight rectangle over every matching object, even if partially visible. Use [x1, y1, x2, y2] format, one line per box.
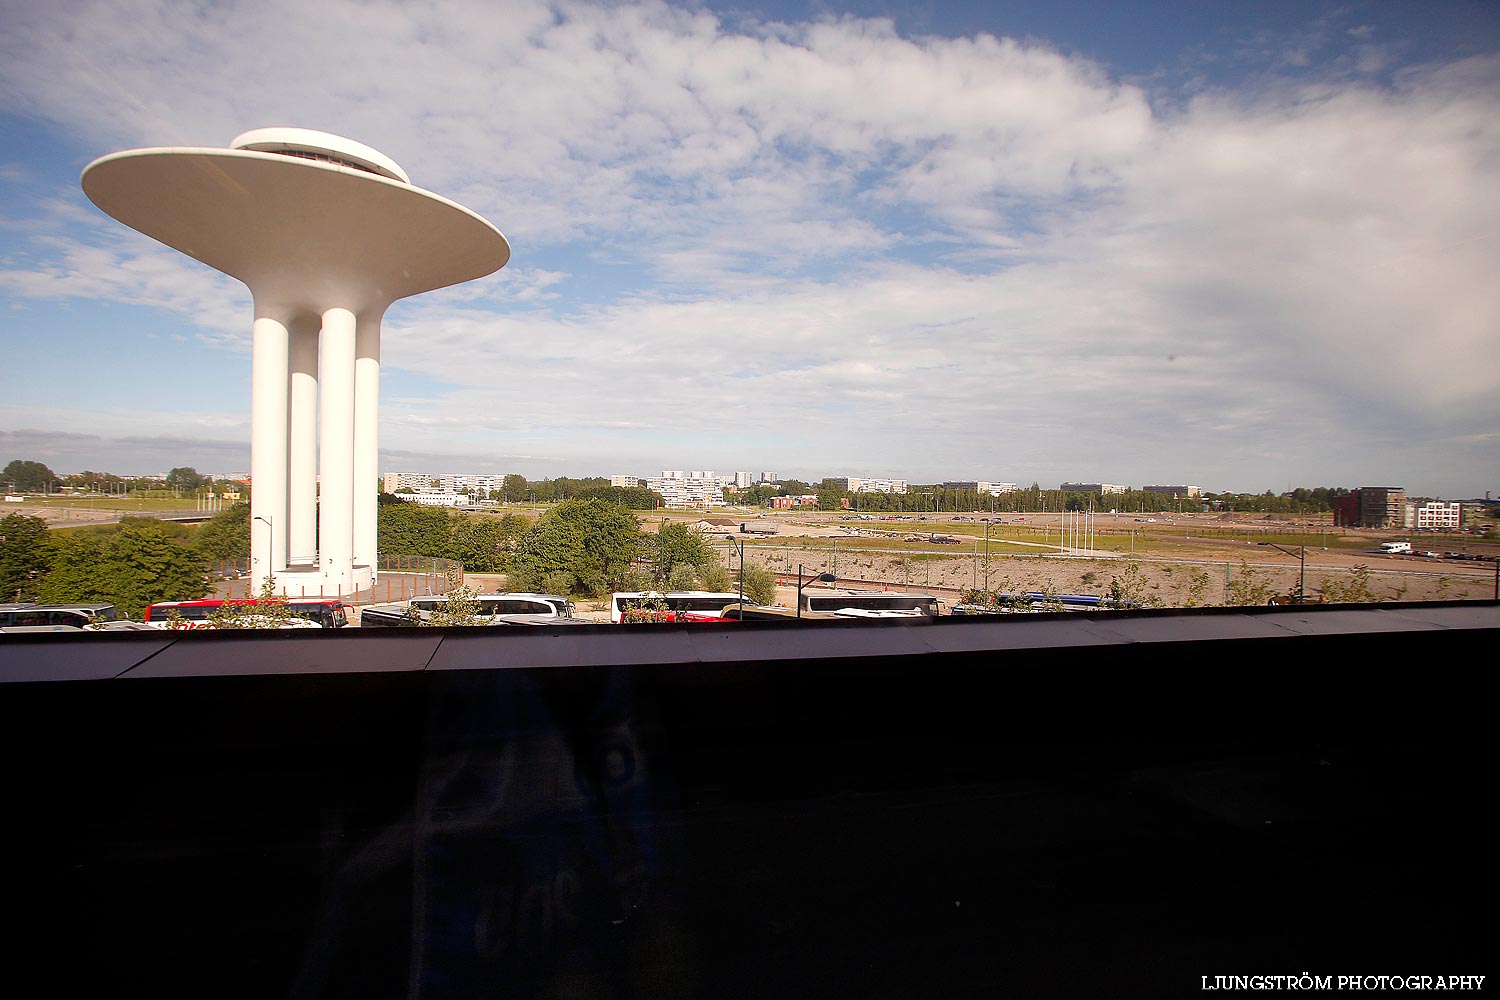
[1333, 487, 1407, 528]
[647, 471, 724, 507]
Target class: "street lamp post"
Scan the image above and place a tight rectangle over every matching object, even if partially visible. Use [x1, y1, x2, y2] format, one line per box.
[253, 515, 273, 589]
[1258, 541, 1306, 602]
[984, 521, 993, 592]
[722, 534, 746, 614]
[797, 563, 837, 620]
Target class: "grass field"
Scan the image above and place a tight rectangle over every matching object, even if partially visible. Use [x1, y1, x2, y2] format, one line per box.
[20, 496, 202, 513]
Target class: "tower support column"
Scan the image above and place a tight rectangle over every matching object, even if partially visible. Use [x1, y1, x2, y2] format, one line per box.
[353, 308, 383, 578]
[250, 307, 290, 585]
[318, 307, 357, 592]
[287, 314, 320, 568]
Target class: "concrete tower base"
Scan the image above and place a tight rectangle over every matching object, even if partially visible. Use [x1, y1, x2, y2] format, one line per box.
[272, 565, 373, 600]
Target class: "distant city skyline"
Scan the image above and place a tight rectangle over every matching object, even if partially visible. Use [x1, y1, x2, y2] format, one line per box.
[2, 0, 1497, 498]
[6, 458, 1494, 502]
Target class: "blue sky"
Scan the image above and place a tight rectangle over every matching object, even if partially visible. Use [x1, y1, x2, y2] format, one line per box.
[1, 0, 1497, 497]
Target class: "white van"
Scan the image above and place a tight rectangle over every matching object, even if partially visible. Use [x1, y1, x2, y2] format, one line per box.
[1378, 541, 1412, 554]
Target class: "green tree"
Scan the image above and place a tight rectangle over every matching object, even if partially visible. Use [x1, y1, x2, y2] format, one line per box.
[667, 564, 700, 590]
[648, 522, 714, 583]
[734, 485, 781, 508]
[1034, 585, 1066, 613]
[1184, 569, 1213, 608]
[539, 570, 577, 597]
[206, 576, 311, 629]
[575, 485, 662, 509]
[742, 563, 778, 606]
[66, 470, 124, 491]
[165, 467, 206, 492]
[449, 513, 526, 573]
[38, 523, 209, 617]
[1225, 561, 1273, 606]
[193, 502, 251, 563]
[815, 485, 849, 511]
[378, 501, 456, 558]
[3, 460, 59, 493]
[507, 499, 643, 597]
[1320, 566, 1376, 604]
[119, 514, 195, 543]
[407, 569, 487, 626]
[1107, 562, 1154, 608]
[0, 513, 52, 601]
[698, 563, 733, 593]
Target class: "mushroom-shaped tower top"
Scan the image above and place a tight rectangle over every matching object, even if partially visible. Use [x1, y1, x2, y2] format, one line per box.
[80, 126, 508, 309]
[230, 127, 411, 184]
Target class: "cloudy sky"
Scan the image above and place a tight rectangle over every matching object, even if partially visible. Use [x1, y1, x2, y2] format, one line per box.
[1, 0, 1496, 497]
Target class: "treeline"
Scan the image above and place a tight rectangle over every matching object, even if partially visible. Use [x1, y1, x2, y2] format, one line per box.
[2, 459, 239, 495]
[1, 512, 212, 616]
[440, 474, 660, 509]
[1204, 488, 1351, 513]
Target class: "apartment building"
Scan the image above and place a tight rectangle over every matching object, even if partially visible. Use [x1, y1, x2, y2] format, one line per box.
[440, 475, 500, 495]
[393, 492, 463, 507]
[1405, 500, 1463, 531]
[1059, 483, 1130, 495]
[1332, 487, 1407, 528]
[943, 481, 1018, 496]
[647, 470, 725, 508]
[1143, 485, 1202, 498]
[383, 472, 438, 493]
[832, 477, 909, 495]
[384, 472, 508, 497]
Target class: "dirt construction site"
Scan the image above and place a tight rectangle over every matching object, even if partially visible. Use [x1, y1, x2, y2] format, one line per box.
[639, 508, 1500, 609]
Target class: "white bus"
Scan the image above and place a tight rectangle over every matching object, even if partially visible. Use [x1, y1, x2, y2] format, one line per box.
[362, 592, 574, 626]
[797, 590, 942, 617]
[0, 602, 120, 629]
[609, 591, 746, 624]
[410, 593, 572, 618]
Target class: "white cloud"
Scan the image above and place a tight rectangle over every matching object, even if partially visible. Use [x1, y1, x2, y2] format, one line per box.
[0, 229, 250, 343]
[0, 1, 1496, 493]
